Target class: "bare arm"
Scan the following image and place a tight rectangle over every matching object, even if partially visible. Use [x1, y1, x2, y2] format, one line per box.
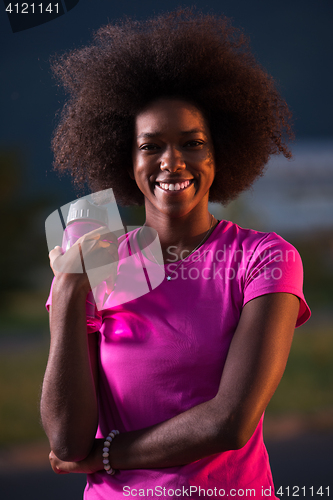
[41, 229, 118, 462]
[40, 274, 99, 462]
[51, 291, 299, 473]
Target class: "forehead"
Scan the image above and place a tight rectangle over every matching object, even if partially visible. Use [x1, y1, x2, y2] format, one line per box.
[134, 98, 209, 135]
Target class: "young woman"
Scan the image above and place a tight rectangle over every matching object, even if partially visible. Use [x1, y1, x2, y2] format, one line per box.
[41, 11, 311, 499]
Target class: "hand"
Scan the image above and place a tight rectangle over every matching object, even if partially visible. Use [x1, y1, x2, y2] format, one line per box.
[49, 227, 119, 294]
[49, 439, 104, 475]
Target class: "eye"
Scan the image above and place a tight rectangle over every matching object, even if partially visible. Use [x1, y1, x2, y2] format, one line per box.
[139, 143, 160, 151]
[184, 140, 204, 148]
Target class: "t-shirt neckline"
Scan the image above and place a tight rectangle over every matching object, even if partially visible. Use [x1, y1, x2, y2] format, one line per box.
[128, 220, 223, 268]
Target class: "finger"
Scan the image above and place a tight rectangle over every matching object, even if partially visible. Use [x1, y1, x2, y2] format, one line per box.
[50, 242, 85, 275]
[99, 240, 111, 248]
[49, 245, 63, 261]
[78, 228, 119, 247]
[49, 452, 72, 474]
[49, 246, 64, 275]
[54, 466, 70, 475]
[81, 240, 119, 276]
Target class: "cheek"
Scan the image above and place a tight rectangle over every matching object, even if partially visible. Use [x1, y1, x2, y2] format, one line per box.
[131, 155, 143, 182]
[205, 159, 216, 186]
[134, 156, 155, 179]
[205, 147, 216, 166]
[132, 163, 152, 193]
[131, 150, 146, 180]
[133, 163, 144, 182]
[202, 155, 216, 175]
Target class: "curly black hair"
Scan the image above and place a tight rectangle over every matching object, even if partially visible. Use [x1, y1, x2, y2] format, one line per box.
[51, 9, 294, 206]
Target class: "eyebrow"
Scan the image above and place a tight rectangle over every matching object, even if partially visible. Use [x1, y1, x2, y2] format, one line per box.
[137, 128, 206, 139]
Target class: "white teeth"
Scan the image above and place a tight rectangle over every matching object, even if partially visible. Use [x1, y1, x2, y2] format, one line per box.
[158, 180, 191, 191]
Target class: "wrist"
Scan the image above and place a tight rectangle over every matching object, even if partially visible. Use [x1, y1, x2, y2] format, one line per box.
[102, 430, 120, 475]
[91, 439, 105, 472]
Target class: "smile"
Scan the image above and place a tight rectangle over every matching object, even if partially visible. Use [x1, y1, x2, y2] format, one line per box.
[155, 180, 194, 192]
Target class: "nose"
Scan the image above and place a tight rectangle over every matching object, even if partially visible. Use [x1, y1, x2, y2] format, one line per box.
[160, 147, 186, 173]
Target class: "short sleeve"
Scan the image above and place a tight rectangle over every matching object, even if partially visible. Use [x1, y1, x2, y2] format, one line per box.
[45, 278, 102, 333]
[243, 232, 311, 327]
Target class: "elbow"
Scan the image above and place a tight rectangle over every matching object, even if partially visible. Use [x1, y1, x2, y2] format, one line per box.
[227, 430, 251, 450]
[52, 445, 89, 463]
[47, 432, 94, 462]
[51, 445, 74, 463]
[41, 414, 97, 462]
[216, 431, 249, 452]
[215, 418, 255, 451]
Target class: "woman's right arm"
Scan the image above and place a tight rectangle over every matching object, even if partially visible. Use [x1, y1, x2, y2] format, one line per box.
[41, 230, 118, 462]
[40, 273, 99, 462]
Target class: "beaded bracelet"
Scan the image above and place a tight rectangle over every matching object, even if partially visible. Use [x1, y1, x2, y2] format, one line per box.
[102, 430, 120, 475]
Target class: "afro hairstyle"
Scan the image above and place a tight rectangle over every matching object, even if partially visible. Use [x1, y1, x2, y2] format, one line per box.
[51, 9, 294, 206]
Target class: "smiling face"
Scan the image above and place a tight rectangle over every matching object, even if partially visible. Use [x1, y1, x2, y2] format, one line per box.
[132, 98, 216, 221]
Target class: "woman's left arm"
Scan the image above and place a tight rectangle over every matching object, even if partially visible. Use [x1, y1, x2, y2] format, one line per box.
[50, 292, 299, 474]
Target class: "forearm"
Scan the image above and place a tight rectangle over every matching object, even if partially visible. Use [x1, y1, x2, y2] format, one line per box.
[40, 274, 98, 462]
[107, 396, 237, 470]
[53, 396, 238, 474]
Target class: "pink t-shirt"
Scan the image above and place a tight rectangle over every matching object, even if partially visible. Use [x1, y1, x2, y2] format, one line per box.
[47, 220, 311, 499]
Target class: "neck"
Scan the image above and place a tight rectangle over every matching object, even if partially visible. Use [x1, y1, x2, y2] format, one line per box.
[143, 206, 216, 264]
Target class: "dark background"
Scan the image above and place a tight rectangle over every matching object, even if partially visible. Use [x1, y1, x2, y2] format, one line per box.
[0, 1, 332, 498]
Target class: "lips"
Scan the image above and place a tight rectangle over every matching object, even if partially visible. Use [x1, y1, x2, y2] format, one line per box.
[155, 179, 194, 192]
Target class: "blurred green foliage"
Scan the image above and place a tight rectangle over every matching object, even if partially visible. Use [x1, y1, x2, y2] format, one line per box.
[290, 233, 333, 310]
[0, 345, 48, 447]
[267, 325, 333, 415]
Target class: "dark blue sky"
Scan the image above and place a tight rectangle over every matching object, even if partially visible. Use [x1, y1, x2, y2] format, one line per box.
[1, 0, 332, 203]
